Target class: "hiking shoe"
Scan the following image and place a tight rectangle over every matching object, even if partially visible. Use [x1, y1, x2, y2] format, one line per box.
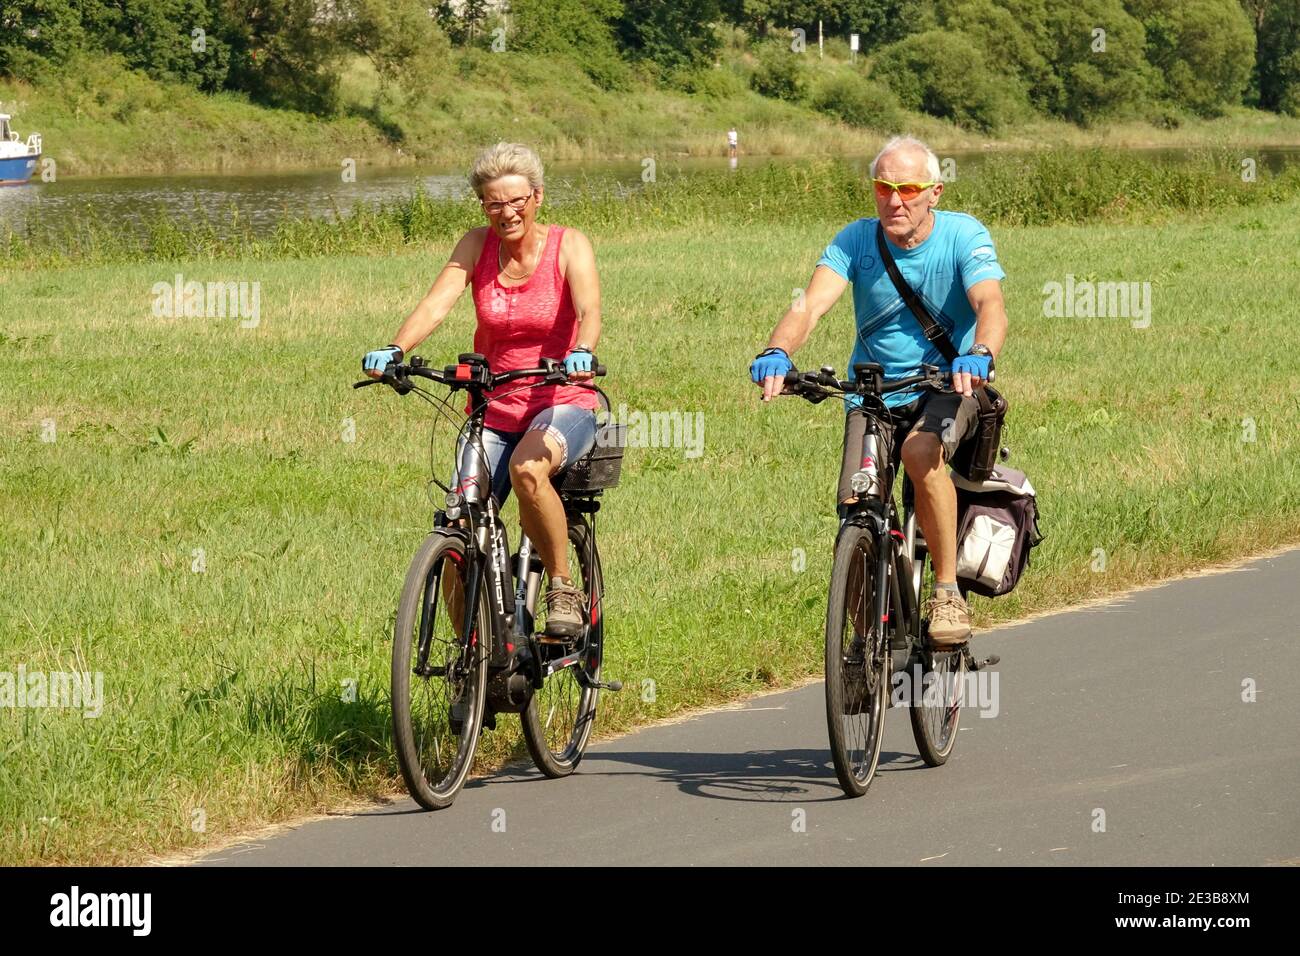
[541, 579, 586, 642]
[924, 591, 972, 648]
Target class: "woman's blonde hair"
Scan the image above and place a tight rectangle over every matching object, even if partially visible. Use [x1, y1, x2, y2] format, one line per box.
[468, 142, 545, 198]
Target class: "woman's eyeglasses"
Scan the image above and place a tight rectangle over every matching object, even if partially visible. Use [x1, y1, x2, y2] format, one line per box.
[481, 191, 535, 215]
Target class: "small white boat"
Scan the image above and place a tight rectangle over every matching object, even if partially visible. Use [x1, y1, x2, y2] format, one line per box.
[0, 114, 41, 185]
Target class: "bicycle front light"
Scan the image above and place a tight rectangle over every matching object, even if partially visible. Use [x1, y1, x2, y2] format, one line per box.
[445, 491, 463, 520]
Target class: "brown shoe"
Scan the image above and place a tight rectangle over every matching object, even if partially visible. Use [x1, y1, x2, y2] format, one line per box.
[924, 591, 972, 648]
[541, 579, 586, 642]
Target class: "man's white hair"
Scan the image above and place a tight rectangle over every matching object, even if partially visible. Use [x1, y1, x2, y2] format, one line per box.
[870, 136, 941, 182]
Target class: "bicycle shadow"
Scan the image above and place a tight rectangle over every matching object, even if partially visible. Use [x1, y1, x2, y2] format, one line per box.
[484, 745, 927, 804]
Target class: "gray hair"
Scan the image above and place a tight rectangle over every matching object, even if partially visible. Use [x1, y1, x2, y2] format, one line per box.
[869, 136, 941, 182]
[468, 142, 545, 198]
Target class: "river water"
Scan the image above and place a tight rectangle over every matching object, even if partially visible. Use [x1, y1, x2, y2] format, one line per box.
[2, 148, 1297, 240]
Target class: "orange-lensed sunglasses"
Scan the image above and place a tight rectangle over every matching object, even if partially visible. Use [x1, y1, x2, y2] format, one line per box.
[872, 178, 937, 201]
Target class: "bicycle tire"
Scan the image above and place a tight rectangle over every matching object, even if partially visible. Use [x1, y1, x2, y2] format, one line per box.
[824, 522, 889, 797]
[521, 517, 603, 778]
[908, 550, 966, 766]
[392, 533, 489, 810]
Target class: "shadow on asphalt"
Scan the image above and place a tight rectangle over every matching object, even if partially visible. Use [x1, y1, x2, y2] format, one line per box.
[458, 746, 929, 803]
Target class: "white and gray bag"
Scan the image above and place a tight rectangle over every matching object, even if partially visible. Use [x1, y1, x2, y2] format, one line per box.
[952, 465, 1043, 598]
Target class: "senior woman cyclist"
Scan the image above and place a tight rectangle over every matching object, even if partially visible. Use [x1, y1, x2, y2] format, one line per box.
[362, 142, 602, 640]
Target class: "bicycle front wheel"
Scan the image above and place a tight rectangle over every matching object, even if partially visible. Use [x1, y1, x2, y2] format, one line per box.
[391, 533, 488, 810]
[521, 517, 603, 778]
[824, 523, 889, 798]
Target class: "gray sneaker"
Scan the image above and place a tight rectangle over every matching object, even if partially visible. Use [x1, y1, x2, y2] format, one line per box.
[924, 591, 972, 648]
[542, 579, 586, 642]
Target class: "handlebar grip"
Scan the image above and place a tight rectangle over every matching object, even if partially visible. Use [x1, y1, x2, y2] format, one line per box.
[594, 365, 607, 377]
[353, 379, 380, 389]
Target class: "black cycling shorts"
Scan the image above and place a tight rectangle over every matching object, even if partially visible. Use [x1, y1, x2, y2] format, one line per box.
[836, 390, 979, 503]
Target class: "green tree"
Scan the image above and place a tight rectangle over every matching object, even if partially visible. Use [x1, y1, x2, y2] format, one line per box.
[217, 0, 341, 114]
[721, 0, 933, 45]
[0, 0, 101, 76]
[507, 0, 630, 89]
[96, 0, 232, 91]
[1252, 0, 1300, 114]
[335, 0, 451, 99]
[1127, 0, 1253, 115]
[434, 0, 494, 44]
[615, 0, 721, 72]
[810, 70, 904, 127]
[873, 28, 1028, 130]
[1013, 0, 1156, 123]
[936, 0, 1062, 112]
[749, 41, 805, 100]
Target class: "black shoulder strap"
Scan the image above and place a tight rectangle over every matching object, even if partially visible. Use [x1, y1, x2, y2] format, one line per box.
[875, 222, 959, 362]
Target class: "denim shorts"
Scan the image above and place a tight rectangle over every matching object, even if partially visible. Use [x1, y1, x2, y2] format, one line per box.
[452, 404, 598, 506]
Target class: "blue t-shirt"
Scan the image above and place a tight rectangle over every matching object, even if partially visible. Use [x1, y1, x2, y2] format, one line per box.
[816, 210, 1005, 408]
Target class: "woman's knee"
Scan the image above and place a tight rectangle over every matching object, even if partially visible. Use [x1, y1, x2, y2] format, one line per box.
[508, 441, 557, 498]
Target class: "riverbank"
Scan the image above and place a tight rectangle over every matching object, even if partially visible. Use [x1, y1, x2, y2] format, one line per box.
[8, 149, 1300, 266]
[3, 196, 1299, 864]
[4, 53, 1300, 180]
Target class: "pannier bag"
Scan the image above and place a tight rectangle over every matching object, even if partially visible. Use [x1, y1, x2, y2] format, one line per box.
[950, 385, 1009, 483]
[952, 465, 1042, 597]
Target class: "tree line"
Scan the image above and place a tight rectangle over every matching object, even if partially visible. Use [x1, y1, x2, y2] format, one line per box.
[1, 1, 1297, 126]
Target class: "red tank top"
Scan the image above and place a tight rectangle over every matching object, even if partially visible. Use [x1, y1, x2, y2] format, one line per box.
[470, 224, 599, 431]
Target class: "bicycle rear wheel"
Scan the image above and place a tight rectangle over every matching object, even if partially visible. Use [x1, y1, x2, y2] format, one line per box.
[908, 550, 965, 766]
[521, 516, 603, 778]
[392, 533, 488, 810]
[824, 523, 889, 798]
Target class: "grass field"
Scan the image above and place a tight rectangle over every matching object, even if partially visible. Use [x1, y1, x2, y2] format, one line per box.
[3, 196, 1299, 864]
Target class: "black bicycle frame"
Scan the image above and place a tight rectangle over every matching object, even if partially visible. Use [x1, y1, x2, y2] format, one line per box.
[841, 414, 922, 656]
[358, 353, 612, 693]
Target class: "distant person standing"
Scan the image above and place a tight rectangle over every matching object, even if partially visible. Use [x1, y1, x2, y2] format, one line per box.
[727, 126, 738, 159]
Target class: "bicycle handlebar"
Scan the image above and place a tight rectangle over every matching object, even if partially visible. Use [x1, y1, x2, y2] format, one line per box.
[781, 362, 954, 403]
[353, 353, 607, 393]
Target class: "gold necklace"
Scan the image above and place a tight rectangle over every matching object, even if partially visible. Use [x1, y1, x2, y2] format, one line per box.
[499, 231, 540, 281]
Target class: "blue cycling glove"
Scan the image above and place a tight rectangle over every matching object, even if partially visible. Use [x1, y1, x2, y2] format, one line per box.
[750, 347, 793, 384]
[362, 344, 404, 374]
[951, 352, 992, 380]
[564, 348, 593, 376]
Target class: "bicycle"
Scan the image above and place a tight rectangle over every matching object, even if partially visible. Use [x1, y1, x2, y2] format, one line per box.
[782, 361, 1000, 798]
[355, 352, 624, 810]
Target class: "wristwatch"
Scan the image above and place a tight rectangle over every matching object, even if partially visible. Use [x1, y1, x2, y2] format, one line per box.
[967, 343, 995, 368]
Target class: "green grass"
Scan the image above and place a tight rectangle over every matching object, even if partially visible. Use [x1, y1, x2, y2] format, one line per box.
[2, 198, 1299, 864]
[8, 149, 1300, 265]
[3, 50, 1300, 178]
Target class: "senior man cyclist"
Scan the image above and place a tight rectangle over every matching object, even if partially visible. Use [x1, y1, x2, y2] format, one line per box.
[750, 135, 1008, 646]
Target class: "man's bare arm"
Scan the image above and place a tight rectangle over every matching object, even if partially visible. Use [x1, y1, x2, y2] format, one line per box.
[954, 277, 1008, 396]
[759, 265, 850, 401]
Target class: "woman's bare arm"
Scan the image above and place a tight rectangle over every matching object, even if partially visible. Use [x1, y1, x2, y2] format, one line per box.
[560, 229, 601, 379]
[390, 228, 488, 354]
